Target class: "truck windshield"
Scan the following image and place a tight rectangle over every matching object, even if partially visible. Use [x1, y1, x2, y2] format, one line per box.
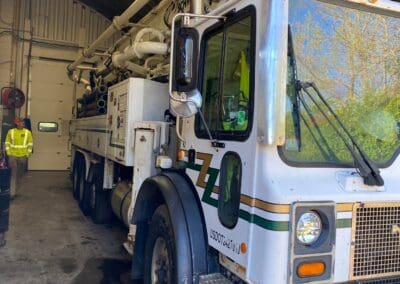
[282, 0, 400, 167]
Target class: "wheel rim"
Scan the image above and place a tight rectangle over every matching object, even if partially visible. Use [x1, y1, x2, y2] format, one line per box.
[90, 183, 96, 210]
[151, 237, 170, 284]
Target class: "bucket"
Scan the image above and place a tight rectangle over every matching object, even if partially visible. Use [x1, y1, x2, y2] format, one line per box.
[0, 168, 11, 189]
[0, 208, 9, 233]
[0, 168, 11, 233]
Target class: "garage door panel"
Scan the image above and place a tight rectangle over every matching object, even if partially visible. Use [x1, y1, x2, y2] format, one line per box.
[29, 59, 74, 170]
[31, 85, 74, 103]
[30, 103, 71, 120]
[29, 151, 70, 171]
[31, 61, 74, 85]
[31, 136, 68, 152]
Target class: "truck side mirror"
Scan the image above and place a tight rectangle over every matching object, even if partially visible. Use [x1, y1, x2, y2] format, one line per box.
[169, 21, 202, 118]
[174, 27, 198, 89]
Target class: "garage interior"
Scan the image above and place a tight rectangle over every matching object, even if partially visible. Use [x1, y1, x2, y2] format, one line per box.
[0, 171, 132, 283]
[0, 0, 148, 283]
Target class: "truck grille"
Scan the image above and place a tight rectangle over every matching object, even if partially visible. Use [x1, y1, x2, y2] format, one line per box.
[350, 203, 400, 280]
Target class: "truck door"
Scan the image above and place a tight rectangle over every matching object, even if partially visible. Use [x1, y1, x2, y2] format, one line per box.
[181, 4, 257, 275]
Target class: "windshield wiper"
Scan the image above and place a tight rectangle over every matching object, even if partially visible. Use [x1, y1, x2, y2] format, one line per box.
[288, 26, 302, 151]
[298, 95, 340, 162]
[298, 81, 384, 186]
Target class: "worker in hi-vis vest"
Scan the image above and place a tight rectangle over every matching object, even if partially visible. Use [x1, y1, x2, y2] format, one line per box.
[5, 117, 33, 198]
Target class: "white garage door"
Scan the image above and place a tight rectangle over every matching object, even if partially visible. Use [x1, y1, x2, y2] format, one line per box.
[29, 59, 75, 170]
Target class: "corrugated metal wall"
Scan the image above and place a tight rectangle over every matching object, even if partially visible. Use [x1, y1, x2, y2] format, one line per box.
[28, 0, 117, 47]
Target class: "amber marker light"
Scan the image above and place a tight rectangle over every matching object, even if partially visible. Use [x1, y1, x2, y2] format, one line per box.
[297, 262, 325, 278]
[177, 150, 186, 161]
[240, 243, 247, 254]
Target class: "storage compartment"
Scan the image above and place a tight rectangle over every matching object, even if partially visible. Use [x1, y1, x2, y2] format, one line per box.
[106, 78, 168, 166]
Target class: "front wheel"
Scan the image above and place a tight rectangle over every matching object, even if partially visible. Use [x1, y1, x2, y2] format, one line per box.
[144, 205, 176, 284]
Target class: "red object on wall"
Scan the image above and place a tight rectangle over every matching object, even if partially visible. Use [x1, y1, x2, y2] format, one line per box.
[1, 88, 25, 109]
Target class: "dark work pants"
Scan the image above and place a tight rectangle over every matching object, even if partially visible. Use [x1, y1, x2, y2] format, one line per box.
[8, 156, 27, 197]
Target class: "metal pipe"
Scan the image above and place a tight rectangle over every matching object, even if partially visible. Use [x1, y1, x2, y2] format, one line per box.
[112, 28, 166, 67]
[95, 0, 171, 78]
[67, 0, 151, 72]
[97, 99, 106, 108]
[191, 0, 203, 14]
[125, 61, 147, 76]
[103, 72, 117, 83]
[93, 52, 111, 57]
[75, 65, 99, 71]
[72, 74, 91, 92]
[26, 0, 33, 118]
[134, 27, 164, 43]
[98, 83, 107, 94]
[134, 42, 168, 58]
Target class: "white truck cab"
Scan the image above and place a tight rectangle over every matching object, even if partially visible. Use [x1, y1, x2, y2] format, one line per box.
[68, 0, 400, 282]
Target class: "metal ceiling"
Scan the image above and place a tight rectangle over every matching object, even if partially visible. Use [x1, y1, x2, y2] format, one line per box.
[79, 0, 162, 23]
[79, 0, 135, 20]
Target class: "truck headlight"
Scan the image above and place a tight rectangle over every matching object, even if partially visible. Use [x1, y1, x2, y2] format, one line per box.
[296, 211, 322, 245]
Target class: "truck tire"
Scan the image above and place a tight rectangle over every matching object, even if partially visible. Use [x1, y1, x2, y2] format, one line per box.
[72, 156, 82, 200]
[144, 205, 176, 284]
[78, 162, 86, 207]
[132, 173, 208, 282]
[90, 168, 112, 224]
[81, 163, 97, 215]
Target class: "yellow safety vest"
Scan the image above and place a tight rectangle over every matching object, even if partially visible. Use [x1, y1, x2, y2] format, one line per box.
[5, 128, 33, 157]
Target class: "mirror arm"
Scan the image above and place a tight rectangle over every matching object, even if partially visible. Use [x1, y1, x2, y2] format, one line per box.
[197, 107, 214, 142]
[175, 116, 186, 143]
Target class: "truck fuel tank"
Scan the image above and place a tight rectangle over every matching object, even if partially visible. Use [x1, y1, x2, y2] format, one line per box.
[111, 180, 132, 227]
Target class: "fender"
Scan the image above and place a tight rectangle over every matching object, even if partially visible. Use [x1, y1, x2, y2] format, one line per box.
[86, 161, 102, 184]
[131, 170, 208, 282]
[74, 149, 101, 180]
[74, 149, 91, 179]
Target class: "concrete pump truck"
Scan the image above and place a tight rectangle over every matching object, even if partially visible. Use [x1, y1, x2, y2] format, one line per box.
[67, 0, 400, 282]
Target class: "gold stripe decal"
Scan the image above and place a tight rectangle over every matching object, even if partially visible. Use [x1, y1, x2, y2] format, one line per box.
[190, 151, 354, 214]
[240, 195, 290, 214]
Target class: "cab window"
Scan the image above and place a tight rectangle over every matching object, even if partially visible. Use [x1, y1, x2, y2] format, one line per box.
[196, 7, 255, 141]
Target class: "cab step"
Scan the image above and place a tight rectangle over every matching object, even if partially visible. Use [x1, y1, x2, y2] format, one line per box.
[199, 273, 232, 284]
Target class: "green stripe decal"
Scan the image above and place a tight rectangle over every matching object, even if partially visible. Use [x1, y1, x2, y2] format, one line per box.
[240, 210, 289, 231]
[76, 128, 109, 133]
[188, 163, 289, 231]
[201, 166, 219, 207]
[187, 162, 352, 231]
[109, 143, 125, 150]
[336, 218, 352, 228]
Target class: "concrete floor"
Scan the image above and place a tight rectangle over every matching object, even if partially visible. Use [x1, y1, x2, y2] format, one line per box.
[0, 171, 134, 284]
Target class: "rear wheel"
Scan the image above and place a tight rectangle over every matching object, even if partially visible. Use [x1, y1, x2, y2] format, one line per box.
[72, 156, 82, 200]
[78, 162, 86, 207]
[144, 205, 176, 284]
[89, 165, 112, 224]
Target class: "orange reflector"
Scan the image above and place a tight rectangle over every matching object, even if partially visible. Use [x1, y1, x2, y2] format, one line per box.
[297, 262, 325, 278]
[240, 243, 247, 254]
[177, 150, 185, 161]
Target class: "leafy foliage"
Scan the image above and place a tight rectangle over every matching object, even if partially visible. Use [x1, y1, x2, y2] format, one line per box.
[283, 1, 400, 166]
